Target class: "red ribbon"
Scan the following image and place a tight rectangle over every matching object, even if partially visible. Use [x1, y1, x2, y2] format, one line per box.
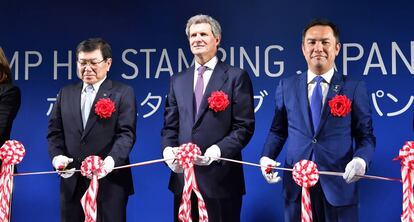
[176, 143, 208, 222]
[80, 156, 103, 222]
[0, 140, 25, 222]
[395, 141, 414, 222]
[292, 160, 319, 222]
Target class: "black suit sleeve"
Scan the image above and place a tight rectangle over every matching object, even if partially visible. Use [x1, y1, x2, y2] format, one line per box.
[216, 70, 255, 158]
[47, 88, 66, 159]
[108, 86, 137, 165]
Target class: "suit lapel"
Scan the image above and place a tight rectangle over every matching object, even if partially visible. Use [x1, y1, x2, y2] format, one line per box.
[81, 79, 113, 140]
[315, 72, 344, 135]
[72, 82, 84, 134]
[297, 74, 313, 135]
[194, 62, 228, 125]
[180, 66, 196, 123]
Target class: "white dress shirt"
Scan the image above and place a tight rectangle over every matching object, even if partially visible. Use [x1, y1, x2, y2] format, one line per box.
[193, 56, 218, 93]
[307, 68, 334, 106]
[81, 76, 107, 107]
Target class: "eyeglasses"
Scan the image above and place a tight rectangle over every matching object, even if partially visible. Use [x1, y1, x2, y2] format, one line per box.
[77, 59, 106, 67]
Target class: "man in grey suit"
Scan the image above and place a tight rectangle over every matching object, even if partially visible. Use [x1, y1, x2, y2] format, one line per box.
[48, 38, 136, 222]
[161, 14, 255, 222]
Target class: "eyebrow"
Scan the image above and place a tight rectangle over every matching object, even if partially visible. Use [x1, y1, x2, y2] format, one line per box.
[306, 38, 331, 41]
[78, 58, 101, 61]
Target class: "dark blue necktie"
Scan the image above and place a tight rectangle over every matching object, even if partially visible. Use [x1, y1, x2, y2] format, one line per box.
[310, 76, 323, 132]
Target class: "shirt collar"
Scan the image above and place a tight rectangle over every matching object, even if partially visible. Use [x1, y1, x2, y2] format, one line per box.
[195, 56, 218, 72]
[82, 75, 107, 92]
[307, 68, 334, 84]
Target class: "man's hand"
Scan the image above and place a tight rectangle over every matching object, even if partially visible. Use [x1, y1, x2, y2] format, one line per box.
[194, 145, 221, 166]
[97, 156, 115, 179]
[52, 155, 75, 178]
[343, 157, 366, 183]
[163, 146, 183, 173]
[260, 156, 281, 184]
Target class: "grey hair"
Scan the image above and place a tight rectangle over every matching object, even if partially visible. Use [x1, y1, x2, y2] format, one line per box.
[185, 14, 222, 38]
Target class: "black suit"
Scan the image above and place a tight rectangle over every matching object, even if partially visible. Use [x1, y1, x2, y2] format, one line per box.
[47, 78, 136, 222]
[0, 83, 20, 167]
[162, 61, 255, 221]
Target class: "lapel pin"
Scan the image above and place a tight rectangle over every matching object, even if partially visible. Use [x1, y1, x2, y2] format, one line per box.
[332, 85, 340, 93]
[103, 93, 107, 97]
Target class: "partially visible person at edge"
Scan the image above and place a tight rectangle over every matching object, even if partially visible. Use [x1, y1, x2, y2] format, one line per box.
[0, 47, 21, 168]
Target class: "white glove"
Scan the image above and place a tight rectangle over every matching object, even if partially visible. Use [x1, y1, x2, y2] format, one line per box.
[343, 157, 366, 184]
[194, 145, 221, 166]
[52, 155, 75, 178]
[260, 156, 281, 184]
[96, 156, 115, 179]
[163, 146, 183, 173]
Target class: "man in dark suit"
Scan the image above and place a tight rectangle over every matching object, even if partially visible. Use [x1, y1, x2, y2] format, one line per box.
[260, 19, 376, 222]
[161, 14, 255, 222]
[48, 38, 136, 222]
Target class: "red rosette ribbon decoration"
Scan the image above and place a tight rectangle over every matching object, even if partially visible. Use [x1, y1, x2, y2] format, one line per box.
[328, 95, 352, 117]
[176, 143, 208, 222]
[208, 91, 230, 112]
[394, 141, 414, 222]
[0, 140, 25, 222]
[80, 156, 104, 222]
[94, 98, 116, 119]
[292, 160, 319, 222]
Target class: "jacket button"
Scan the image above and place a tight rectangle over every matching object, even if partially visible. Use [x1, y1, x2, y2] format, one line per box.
[312, 138, 317, 143]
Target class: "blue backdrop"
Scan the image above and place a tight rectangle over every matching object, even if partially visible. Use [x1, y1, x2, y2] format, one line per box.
[1, 0, 413, 221]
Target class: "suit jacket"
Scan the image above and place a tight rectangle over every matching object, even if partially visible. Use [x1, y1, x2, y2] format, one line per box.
[47, 78, 136, 199]
[0, 83, 21, 167]
[161, 61, 255, 199]
[262, 72, 375, 206]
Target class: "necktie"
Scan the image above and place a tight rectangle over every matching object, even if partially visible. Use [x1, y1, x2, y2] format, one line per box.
[82, 85, 94, 128]
[194, 66, 207, 114]
[310, 76, 323, 132]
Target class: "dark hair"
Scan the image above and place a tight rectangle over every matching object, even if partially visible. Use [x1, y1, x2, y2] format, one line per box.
[76, 38, 112, 60]
[0, 47, 12, 84]
[302, 19, 340, 43]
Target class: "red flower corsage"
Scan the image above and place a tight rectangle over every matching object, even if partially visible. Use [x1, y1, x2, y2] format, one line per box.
[208, 91, 230, 112]
[95, 98, 116, 119]
[328, 95, 352, 117]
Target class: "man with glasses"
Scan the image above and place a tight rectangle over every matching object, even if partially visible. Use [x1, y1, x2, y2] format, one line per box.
[47, 38, 137, 222]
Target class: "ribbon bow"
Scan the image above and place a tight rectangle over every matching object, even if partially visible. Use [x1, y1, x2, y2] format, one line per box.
[292, 160, 319, 222]
[0, 140, 25, 222]
[176, 143, 208, 222]
[395, 141, 414, 222]
[80, 156, 103, 222]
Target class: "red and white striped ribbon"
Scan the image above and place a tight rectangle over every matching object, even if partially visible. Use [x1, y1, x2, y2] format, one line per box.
[80, 156, 103, 222]
[395, 141, 414, 222]
[176, 143, 208, 222]
[0, 140, 25, 222]
[292, 160, 319, 222]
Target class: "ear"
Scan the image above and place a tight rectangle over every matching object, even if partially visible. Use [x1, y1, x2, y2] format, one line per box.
[215, 35, 221, 47]
[106, 58, 112, 71]
[335, 42, 341, 56]
[301, 42, 306, 57]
